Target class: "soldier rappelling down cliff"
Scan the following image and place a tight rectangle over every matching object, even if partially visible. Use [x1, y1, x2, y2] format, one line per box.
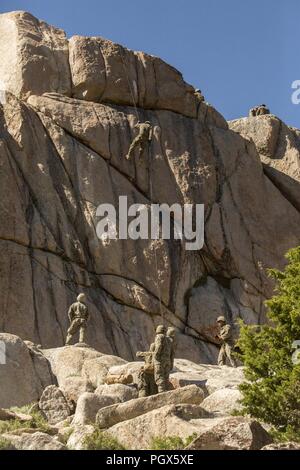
[125, 121, 153, 160]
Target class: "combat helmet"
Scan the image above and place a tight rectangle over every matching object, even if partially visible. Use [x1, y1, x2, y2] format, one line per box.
[216, 316, 226, 324]
[77, 293, 86, 302]
[156, 324, 166, 334]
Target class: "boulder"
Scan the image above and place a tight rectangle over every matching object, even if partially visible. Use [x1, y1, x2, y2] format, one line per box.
[105, 373, 133, 385]
[68, 35, 199, 118]
[204, 369, 245, 394]
[0, 11, 71, 99]
[96, 384, 205, 429]
[108, 363, 144, 385]
[170, 360, 244, 395]
[25, 342, 56, 389]
[0, 333, 54, 408]
[187, 416, 273, 450]
[200, 388, 243, 416]
[229, 115, 300, 212]
[73, 392, 120, 425]
[81, 355, 127, 387]
[39, 385, 73, 425]
[1, 431, 66, 450]
[60, 376, 94, 403]
[42, 346, 104, 387]
[108, 404, 210, 450]
[43, 346, 127, 390]
[0, 408, 32, 422]
[95, 383, 138, 402]
[67, 424, 95, 450]
[262, 442, 300, 450]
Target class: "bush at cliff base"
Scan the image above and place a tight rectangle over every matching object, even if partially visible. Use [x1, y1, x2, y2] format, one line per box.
[237, 246, 300, 440]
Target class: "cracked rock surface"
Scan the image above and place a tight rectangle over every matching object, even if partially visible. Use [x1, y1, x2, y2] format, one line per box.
[0, 11, 300, 362]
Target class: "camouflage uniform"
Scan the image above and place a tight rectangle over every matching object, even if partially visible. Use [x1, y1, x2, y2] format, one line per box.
[126, 121, 153, 160]
[153, 325, 172, 393]
[249, 104, 270, 117]
[136, 342, 158, 397]
[167, 327, 177, 372]
[194, 88, 205, 102]
[65, 294, 89, 345]
[256, 104, 270, 115]
[216, 316, 236, 367]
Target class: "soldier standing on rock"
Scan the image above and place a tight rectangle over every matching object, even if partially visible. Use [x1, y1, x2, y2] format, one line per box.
[125, 121, 153, 160]
[65, 293, 89, 346]
[166, 327, 177, 373]
[136, 342, 157, 397]
[216, 316, 237, 368]
[153, 324, 173, 393]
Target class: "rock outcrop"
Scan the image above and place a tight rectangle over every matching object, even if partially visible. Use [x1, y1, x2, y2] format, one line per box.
[96, 385, 205, 428]
[66, 424, 95, 450]
[73, 392, 121, 425]
[107, 404, 210, 450]
[106, 407, 272, 450]
[0, 333, 53, 408]
[200, 388, 242, 416]
[229, 114, 300, 212]
[0, 11, 71, 99]
[1, 11, 298, 451]
[0, 336, 278, 451]
[186, 416, 273, 450]
[39, 385, 73, 425]
[1, 431, 66, 450]
[0, 11, 300, 364]
[262, 442, 300, 450]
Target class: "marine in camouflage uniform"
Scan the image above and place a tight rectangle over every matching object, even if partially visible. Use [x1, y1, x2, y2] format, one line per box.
[194, 88, 205, 103]
[166, 327, 177, 372]
[126, 121, 153, 160]
[216, 316, 237, 367]
[65, 293, 89, 345]
[153, 324, 172, 393]
[136, 342, 158, 397]
[249, 104, 270, 117]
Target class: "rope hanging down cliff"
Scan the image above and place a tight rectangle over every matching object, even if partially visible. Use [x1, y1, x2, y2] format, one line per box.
[120, 45, 164, 324]
[119, 45, 140, 121]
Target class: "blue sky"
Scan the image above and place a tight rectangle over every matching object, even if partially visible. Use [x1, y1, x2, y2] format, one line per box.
[1, 0, 300, 127]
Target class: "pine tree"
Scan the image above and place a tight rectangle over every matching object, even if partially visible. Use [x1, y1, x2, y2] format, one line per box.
[238, 246, 300, 438]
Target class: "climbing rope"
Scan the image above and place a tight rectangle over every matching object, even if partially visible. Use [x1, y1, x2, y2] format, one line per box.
[119, 45, 165, 326]
[148, 133, 165, 325]
[119, 45, 140, 122]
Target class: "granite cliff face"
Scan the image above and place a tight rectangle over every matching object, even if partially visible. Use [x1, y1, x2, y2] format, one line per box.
[0, 11, 299, 362]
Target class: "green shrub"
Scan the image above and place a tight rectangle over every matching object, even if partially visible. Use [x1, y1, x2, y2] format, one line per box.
[83, 429, 126, 450]
[0, 437, 14, 450]
[269, 426, 300, 443]
[150, 433, 197, 450]
[59, 427, 74, 445]
[0, 404, 51, 435]
[237, 246, 300, 440]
